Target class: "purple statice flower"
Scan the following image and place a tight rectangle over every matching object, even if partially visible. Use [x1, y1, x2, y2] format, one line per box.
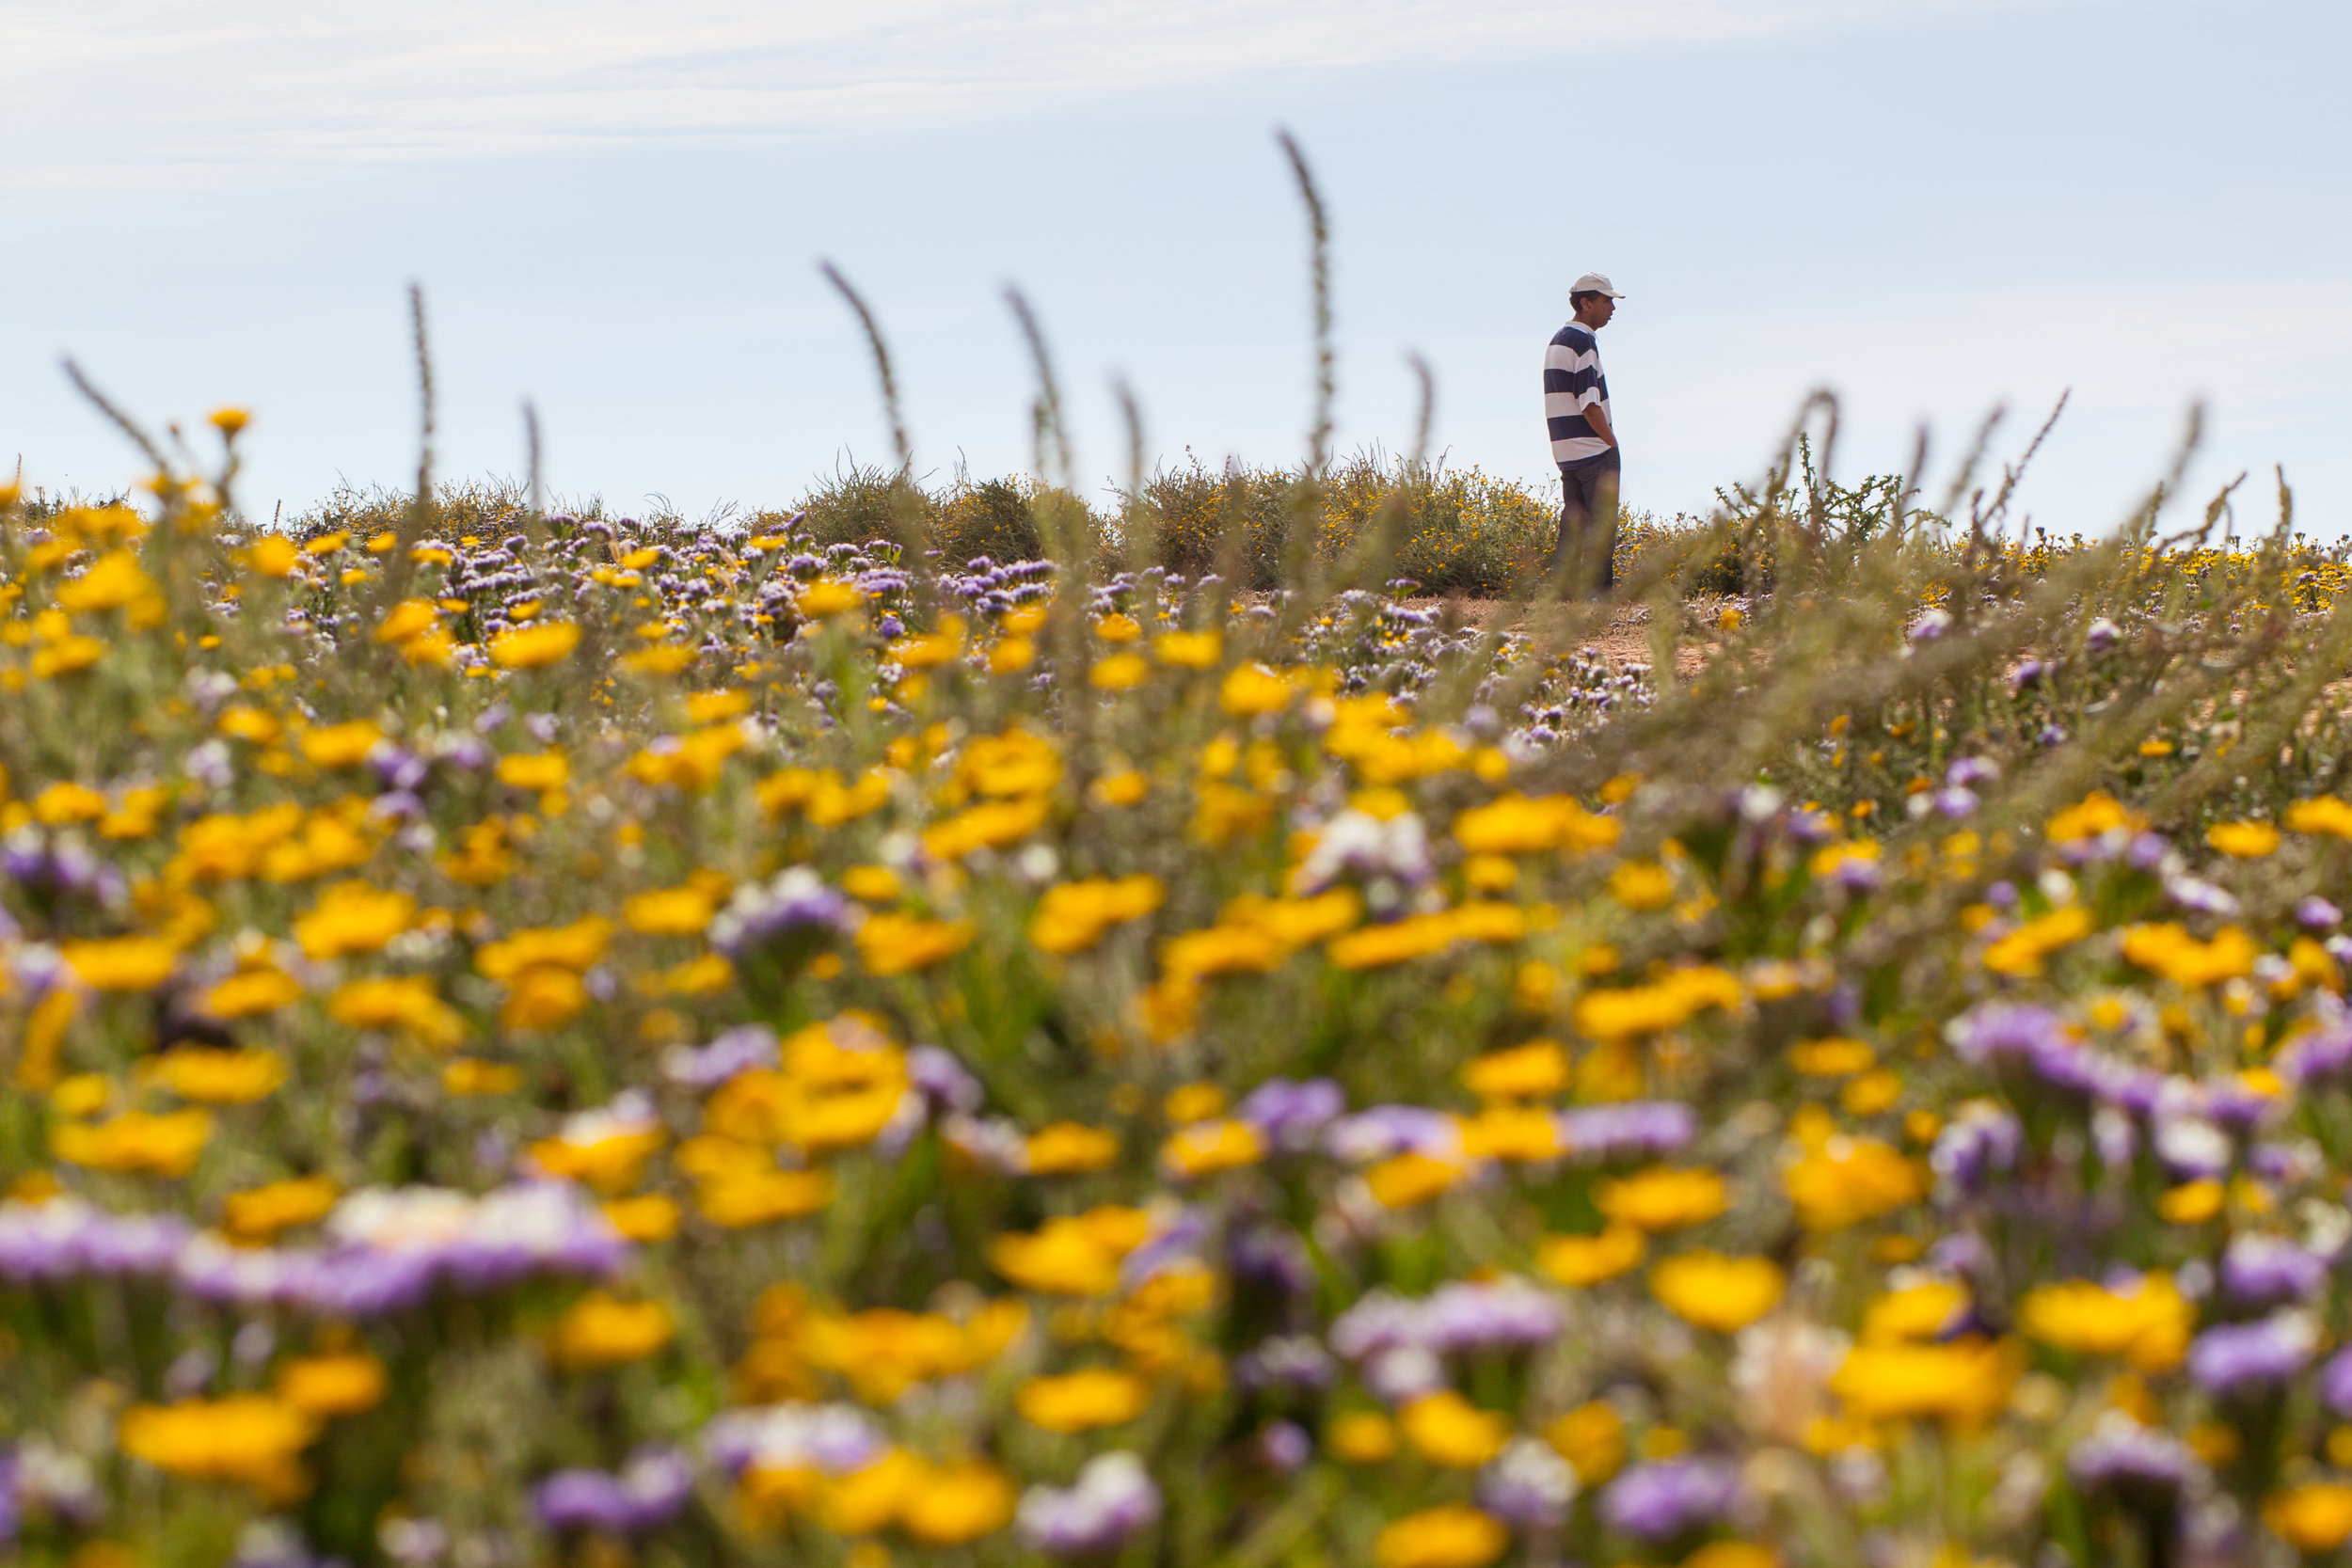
[2165, 877, 2240, 918]
[1329, 1291, 1422, 1362]
[2008, 657, 2046, 691]
[533, 1471, 639, 1535]
[1947, 756, 2000, 788]
[2186, 1311, 2315, 1397]
[367, 742, 428, 792]
[378, 1518, 446, 1566]
[2068, 1413, 2201, 1506]
[1, 830, 122, 905]
[437, 734, 494, 770]
[1934, 787, 1979, 818]
[0, 1447, 17, 1549]
[2195, 1075, 2279, 1135]
[1824, 853, 1882, 892]
[2318, 1347, 2352, 1418]
[2249, 1140, 2324, 1189]
[1557, 1101, 1700, 1163]
[1330, 1277, 1561, 1365]
[1291, 809, 1432, 895]
[1015, 1452, 1162, 1558]
[708, 868, 853, 958]
[1947, 1002, 2069, 1069]
[2278, 1006, 2352, 1092]
[1478, 1437, 1579, 1530]
[1600, 1457, 1745, 1544]
[0, 1198, 191, 1286]
[1543, 1104, 1693, 1165]
[367, 791, 425, 823]
[613, 1448, 692, 1528]
[283, 1182, 629, 1314]
[1907, 608, 1953, 641]
[1232, 1336, 1336, 1392]
[1229, 1224, 1313, 1297]
[1120, 1209, 1208, 1291]
[1359, 1333, 1440, 1402]
[1259, 1421, 1311, 1471]
[2299, 895, 2344, 929]
[664, 1025, 779, 1090]
[10, 1437, 100, 1530]
[2221, 1236, 2327, 1307]
[907, 1046, 984, 1115]
[2151, 1116, 2233, 1181]
[2091, 1105, 2137, 1167]
[1948, 1003, 2166, 1112]
[1927, 1105, 2022, 1202]
[1420, 1276, 1564, 1354]
[1788, 811, 1838, 845]
[176, 1232, 317, 1309]
[1326, 1106, 1461, 1164]
[2036, 1048, 2165, 1115]
[2085, 617, 2122, 653]
[703, 1404, 884, 1479]
[941, 1115, 1027, 1174]
[1235, 1077, 1344, 1151]
[230, 1518, 342, 1568]
[283, 1249, 443, 1318]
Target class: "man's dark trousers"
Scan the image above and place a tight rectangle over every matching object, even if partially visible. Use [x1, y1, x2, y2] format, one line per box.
[1555, 452, 1620, 596]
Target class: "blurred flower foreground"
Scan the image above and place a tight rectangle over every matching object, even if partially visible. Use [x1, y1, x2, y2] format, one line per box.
[8, 417, 2352, 1568]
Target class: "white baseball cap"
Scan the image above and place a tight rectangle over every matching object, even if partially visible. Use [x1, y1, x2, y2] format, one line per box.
[1570, 272, 1626, 298]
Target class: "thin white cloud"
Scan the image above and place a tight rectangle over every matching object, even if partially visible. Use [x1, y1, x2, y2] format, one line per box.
[3, 0, 2096, 184]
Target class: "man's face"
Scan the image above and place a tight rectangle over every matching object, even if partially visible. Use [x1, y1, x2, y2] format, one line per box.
[1579, 294, 1617, 328]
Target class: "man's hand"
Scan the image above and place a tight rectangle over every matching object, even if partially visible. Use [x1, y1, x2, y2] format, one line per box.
[1583, 404, 1617, 449]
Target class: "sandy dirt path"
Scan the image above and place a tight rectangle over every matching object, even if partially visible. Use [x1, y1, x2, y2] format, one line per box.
[1401, 597, 1731, 680]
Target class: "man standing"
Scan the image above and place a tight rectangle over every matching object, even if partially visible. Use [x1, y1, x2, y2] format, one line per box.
[1544, 272, 1625, 595]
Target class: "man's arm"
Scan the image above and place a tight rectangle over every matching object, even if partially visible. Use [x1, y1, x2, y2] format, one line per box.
[1582, 403, 1617, 449]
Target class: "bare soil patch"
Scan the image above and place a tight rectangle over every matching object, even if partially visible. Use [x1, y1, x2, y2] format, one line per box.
[1405, 596, 1733, 679]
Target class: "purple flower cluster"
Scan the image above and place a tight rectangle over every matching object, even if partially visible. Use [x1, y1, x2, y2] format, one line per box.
[2, 1184, 627, 1317]
[1946, 1001, 2211, 1120]
[2186, 1310, 2316, 1397]
[532, 1448, 693, 1536]
[708, 868, 853, 959]
[1234, 1077, 1344, 1151]
[2068, 1413, 2203, 1504]
[2, 828, 125, 906]
[907, 1045, 985, 1115]
[1120, 1209, 1209, 1291]
[946, 558, 1058, 620]
[2320, 1346, 2352, 1417]
[1326, 1106, 1461, 1164]
[702, 1403, 885, 1478]
[1556, 1101, 1700, 1162]
[1291, 809, 1434, 895]
[2219, 1235, 2327, 1307]
[1232, 1335, 1337, 1392]
[1599, 1457, 1745, 1544]
[1928, 1104, 2023, 1199]
[0, 1198, 190, 1282]
[1014, 1452, 1162, 1558]
[2279, 1001, 2352, 1087]
[1477, 1437, 1579, 1529]
[1328, 1275, 1563, 1401]
[663, 1024, 779, 1090]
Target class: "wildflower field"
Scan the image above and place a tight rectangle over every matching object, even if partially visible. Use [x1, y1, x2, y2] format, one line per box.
[11, 387, 2352, 1568]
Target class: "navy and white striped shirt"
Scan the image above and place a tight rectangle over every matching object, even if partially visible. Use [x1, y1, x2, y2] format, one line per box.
[1543, 321, 1613, 468]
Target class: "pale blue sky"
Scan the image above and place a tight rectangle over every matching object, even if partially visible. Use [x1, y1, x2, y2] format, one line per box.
[5, 0, 2347, 536]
